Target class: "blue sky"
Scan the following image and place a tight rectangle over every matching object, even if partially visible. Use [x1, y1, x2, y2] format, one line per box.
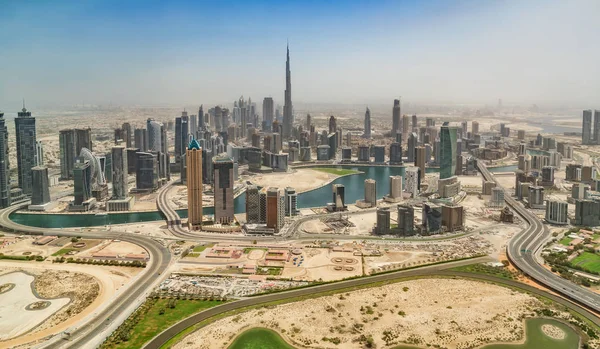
[1, 0, 599, 109]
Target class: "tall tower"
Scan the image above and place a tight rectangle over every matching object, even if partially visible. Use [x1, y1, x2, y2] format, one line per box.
[213, 156, 234, 224]
[439, 122, 457, 179]
[283, 44, 293, 139]
[582, 110, 592, 145]
[198, 105, 204, 132]
[363, 107, 371, 139]
[328, 115, 337, 134]
[111, 146, 128, 199]
[263, 97, 274, 130]
[186, 139, 203, 230]
[0, 112, 10, 208]
[392, 98, 401, 138]
[15, 102, 37, 195]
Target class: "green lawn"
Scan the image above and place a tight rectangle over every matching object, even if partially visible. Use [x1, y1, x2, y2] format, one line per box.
[52, 248, 76, 256]
[571, 252, 600, 273]
[186, 252, 200, 258]
[103, 299, 222, 349]
[243, 248, 267, 254]
[228, 328, 295, 349]
[559, 237, 574, 246]
[312, 167, 360, 176]
[193, 243, 214, 253]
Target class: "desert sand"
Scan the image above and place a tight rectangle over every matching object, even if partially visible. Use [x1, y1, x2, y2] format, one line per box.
[175, 278, 548, 349]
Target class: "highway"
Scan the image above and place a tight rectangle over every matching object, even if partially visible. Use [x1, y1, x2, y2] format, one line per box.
[142, 255, 600, 349]
[0, 202, 172, 349]
[478, 161, 600, 312]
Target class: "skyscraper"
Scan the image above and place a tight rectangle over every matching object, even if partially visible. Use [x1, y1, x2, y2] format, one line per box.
[283, 44, 293, 139]
[135, 152, 158, 191]
[147, 119, 162, 152]
[134, 128, 146, 151]
[284, 187, 298, 216]
[121, 122, 132, 148]
[15, 103, 36, 195]
[266, 187, 285, 233]
[246, 185, 260, 223]
[35, 141, 44, 166]
[328, 115, 337, 134]
[198, 105, 204, 132]
[364, 179, 377, 207]
[392, 98, 401, 137]
[213, 156, 234, 224]
[263, 97, 274, 130]
[72, 158, 92, 206]
[595, 110, 600, 145]
[411, 114, 417, 132]
[111, 146, 128, 199]
[402, 114, 410, 142]
[175, 114, 189, 161]
[0, 112, 10, 208]
[583, 109, 593, 145]
[439, 122, 457, 179]
[415, 146, 426, 180]
[31, 166, 51, 206]
[60, 128, 92, 179]
[186, 139, 203, 230]
[363, 107, 371, 139]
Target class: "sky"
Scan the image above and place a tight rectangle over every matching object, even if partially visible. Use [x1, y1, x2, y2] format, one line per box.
[1, 0, 599, 110]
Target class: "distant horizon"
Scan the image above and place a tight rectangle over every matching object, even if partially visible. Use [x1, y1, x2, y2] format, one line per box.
[1, 0, 599, 109]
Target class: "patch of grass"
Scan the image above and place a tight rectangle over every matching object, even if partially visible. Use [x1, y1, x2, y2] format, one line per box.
[256, 267, 283, 276]
[243, 248, 268, 254]
[193, 244, 213, 253]
[52, 248, 76, 256]
[103, 299, 222, 349]
[571, 252, 600, 273]
[559, 237, 574, 246]
[312, 167, 361, 176]
[186, 252, 200, 258]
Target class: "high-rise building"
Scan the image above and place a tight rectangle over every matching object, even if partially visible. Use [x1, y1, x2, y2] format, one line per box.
[472, 121, 479, 135]
[571, 199, 600, 226]
[246, 185, 260, 223]
[198, 104, 206, 133]
[363, 107, 371, 139]
[397, 205, 415, 235]
[389, 142, 402, 164]
[35, 141, 44, 166]
[375, 207, 391, 235]
[583, 109, 593, 145]
[415, 146, 426, 180]
[266, 187, 285, 233]
[402, 114, 410, 142]
[0, 112, 10, 208]
[111, 146, 128, 199]
[285, 187, 298, 216]
[332, 184, 346, 211]
[392, 98, 401, 137]
[213, 156, 234, 224]
[72, 158, 92, 206]
[186, 139, 203, 230]
[31, 166, 50, 206]
[121, 122, 132, 148]
[134, 128, 146, 151]
[439, 123, 457, 179]
[595, 110, 600, 145]
[407, 132, 417, 162]
[411, 114, 417, 131]
[135, 152, 158, 191]
[328, 115, 337, 134]
[528, 186, 545, 209]
[15, 104, 37, 195]
[422, 203, 442, 234]
[442, 205, 464, 232]
[389, 176, 403, 199]
[545, 200, 568, 225]
[59, 128, 92, 179]
[364, 179, 377, 207]
[283, 44, 293, 138]
[147, 119, 163, 153]
[263, 97, 274, 130]
[175, 113, 189, 161]
[405, 166, 420, 197]
[373, 145, 385, 163]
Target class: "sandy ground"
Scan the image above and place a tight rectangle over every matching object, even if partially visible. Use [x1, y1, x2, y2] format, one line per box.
[175, 278, 547, 349]
[79, 240, 147, 258]
[0, 262, 140, 348]
[250, 168, 343, 194]
[0, 272, 69, 341]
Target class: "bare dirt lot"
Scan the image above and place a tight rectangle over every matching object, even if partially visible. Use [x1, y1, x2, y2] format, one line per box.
[250, 168, 343, 193]
[175, 278, 551, 349]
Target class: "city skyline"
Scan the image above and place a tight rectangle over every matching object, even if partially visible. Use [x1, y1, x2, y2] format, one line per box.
[1, 0, 599, 109]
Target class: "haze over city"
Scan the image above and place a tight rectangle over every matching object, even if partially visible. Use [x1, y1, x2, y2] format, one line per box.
[1, 0, 600, 109]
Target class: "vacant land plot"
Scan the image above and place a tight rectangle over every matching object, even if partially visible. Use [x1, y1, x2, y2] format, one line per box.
[312, 168, 360, 176]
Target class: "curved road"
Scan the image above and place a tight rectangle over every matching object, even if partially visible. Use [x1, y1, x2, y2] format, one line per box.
[143, 256, 600, 349]
[0, 202, 171, 349]
[478, 161, 600, 312]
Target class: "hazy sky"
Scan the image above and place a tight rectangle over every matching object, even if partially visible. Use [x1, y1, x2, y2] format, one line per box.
[1, 0, 599, 110]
